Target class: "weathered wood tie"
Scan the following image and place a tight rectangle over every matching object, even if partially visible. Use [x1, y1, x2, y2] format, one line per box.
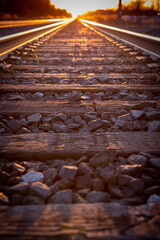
[0, 203, 159, 239]
[0, 132, 160, 160]
[0, 100, 159, 116]
[0, 84, 159, 93]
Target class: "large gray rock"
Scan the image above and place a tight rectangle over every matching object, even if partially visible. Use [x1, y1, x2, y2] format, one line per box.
[76, 174, 92, 189]
[130, 110, 145, 120]
[79, 125, 91, 132]
[77, 163, 92, 176]
[133, 121, 142, 131]
[141, 174, 154, 188]
[148, 120, 160, 132]
[53, 113, 67, 122]
[22, 170, 44, 183]
[32, 92, 44, 100]
[83, 113, 97, 122]
[92, 178, 105, 191]
[27, 113, 42, 124]
[88, 118, 102, 131]
[147, 194, 160, 204]
[89, 150, 116, 168]
[114, 119, 126, 128]
[42, 116, 53, 123]
[77, 189, 90, 198]
[52, 122, 68, 133]
[50, 182, 59, 195]
[145, 110, 160, 120]
[108, 184, 123, 199]
[123, 93, 138, 101]
[39, 123, 51, 131]
[72, 116, 86, 126]
[117, 174, 133, 186]
[5, 117, 21, 132]
[69, 91, 82, 101]
[48, 159, 65, 168]
[127, 154, 148, 167]
[128, 178, 144, 192]
[30, 182, 51, 199]
[58, 178, 74, 189]
[149, 158, 160, 169]
[101, 112, 110, 120]
[117, 164, 142, 177]
[48, 189, 72, 203]
[23, 195, 45, 205]
[59, 165, 78, 180]
[101, 164, 116, 184]
[43, 167, 57, 184]
[86, 191, 110, 203]
[8, 182, 29, 195]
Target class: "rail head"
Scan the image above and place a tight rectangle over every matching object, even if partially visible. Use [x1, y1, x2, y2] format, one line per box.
[80, 19, 160, 44]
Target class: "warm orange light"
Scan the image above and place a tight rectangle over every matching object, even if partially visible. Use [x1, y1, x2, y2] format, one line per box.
[51, 0, 134, 18]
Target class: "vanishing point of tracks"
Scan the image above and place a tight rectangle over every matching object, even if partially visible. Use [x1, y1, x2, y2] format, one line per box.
[0, 19, 160, 239]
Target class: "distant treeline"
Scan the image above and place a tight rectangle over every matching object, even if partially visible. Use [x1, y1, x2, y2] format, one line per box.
[80, 0, 159, 23]
[0, 0, 72, 20]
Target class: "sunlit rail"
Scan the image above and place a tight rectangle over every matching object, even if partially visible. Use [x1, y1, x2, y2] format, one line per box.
[0, 19, 68, 28]
[0, 19, 73, 59]
[0, 19, 72, 43]
[81, 19, 160, 44]
[81, 19, 160, 58]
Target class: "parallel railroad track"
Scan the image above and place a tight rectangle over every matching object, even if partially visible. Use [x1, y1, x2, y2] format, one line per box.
[0, 19, 160, 240]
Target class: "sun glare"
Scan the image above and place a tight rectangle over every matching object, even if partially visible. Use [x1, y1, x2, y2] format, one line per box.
[51, 0, 153, 18]
[51, 0, 131, 18]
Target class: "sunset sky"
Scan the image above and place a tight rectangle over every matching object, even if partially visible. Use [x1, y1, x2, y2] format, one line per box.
[51, 0, 152, 18]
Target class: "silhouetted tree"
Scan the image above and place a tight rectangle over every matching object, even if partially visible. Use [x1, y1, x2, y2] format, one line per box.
[0, 0, 72, 19]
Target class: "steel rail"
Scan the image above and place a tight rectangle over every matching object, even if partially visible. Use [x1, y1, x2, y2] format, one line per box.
[0, 19, 67, 28]
[0, 19, 73, 59]
[0, 19, 71, 43]
[81, 19, 160, 58]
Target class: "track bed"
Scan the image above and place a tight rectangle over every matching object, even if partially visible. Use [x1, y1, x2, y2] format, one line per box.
[0, 20, 160, 239]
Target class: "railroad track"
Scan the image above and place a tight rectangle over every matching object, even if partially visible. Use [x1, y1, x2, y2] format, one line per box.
[0, 19, 160, 239]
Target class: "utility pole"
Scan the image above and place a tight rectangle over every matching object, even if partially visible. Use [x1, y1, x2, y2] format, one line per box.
[157, 0, 160, 11]
[118, 0, 122, 18]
